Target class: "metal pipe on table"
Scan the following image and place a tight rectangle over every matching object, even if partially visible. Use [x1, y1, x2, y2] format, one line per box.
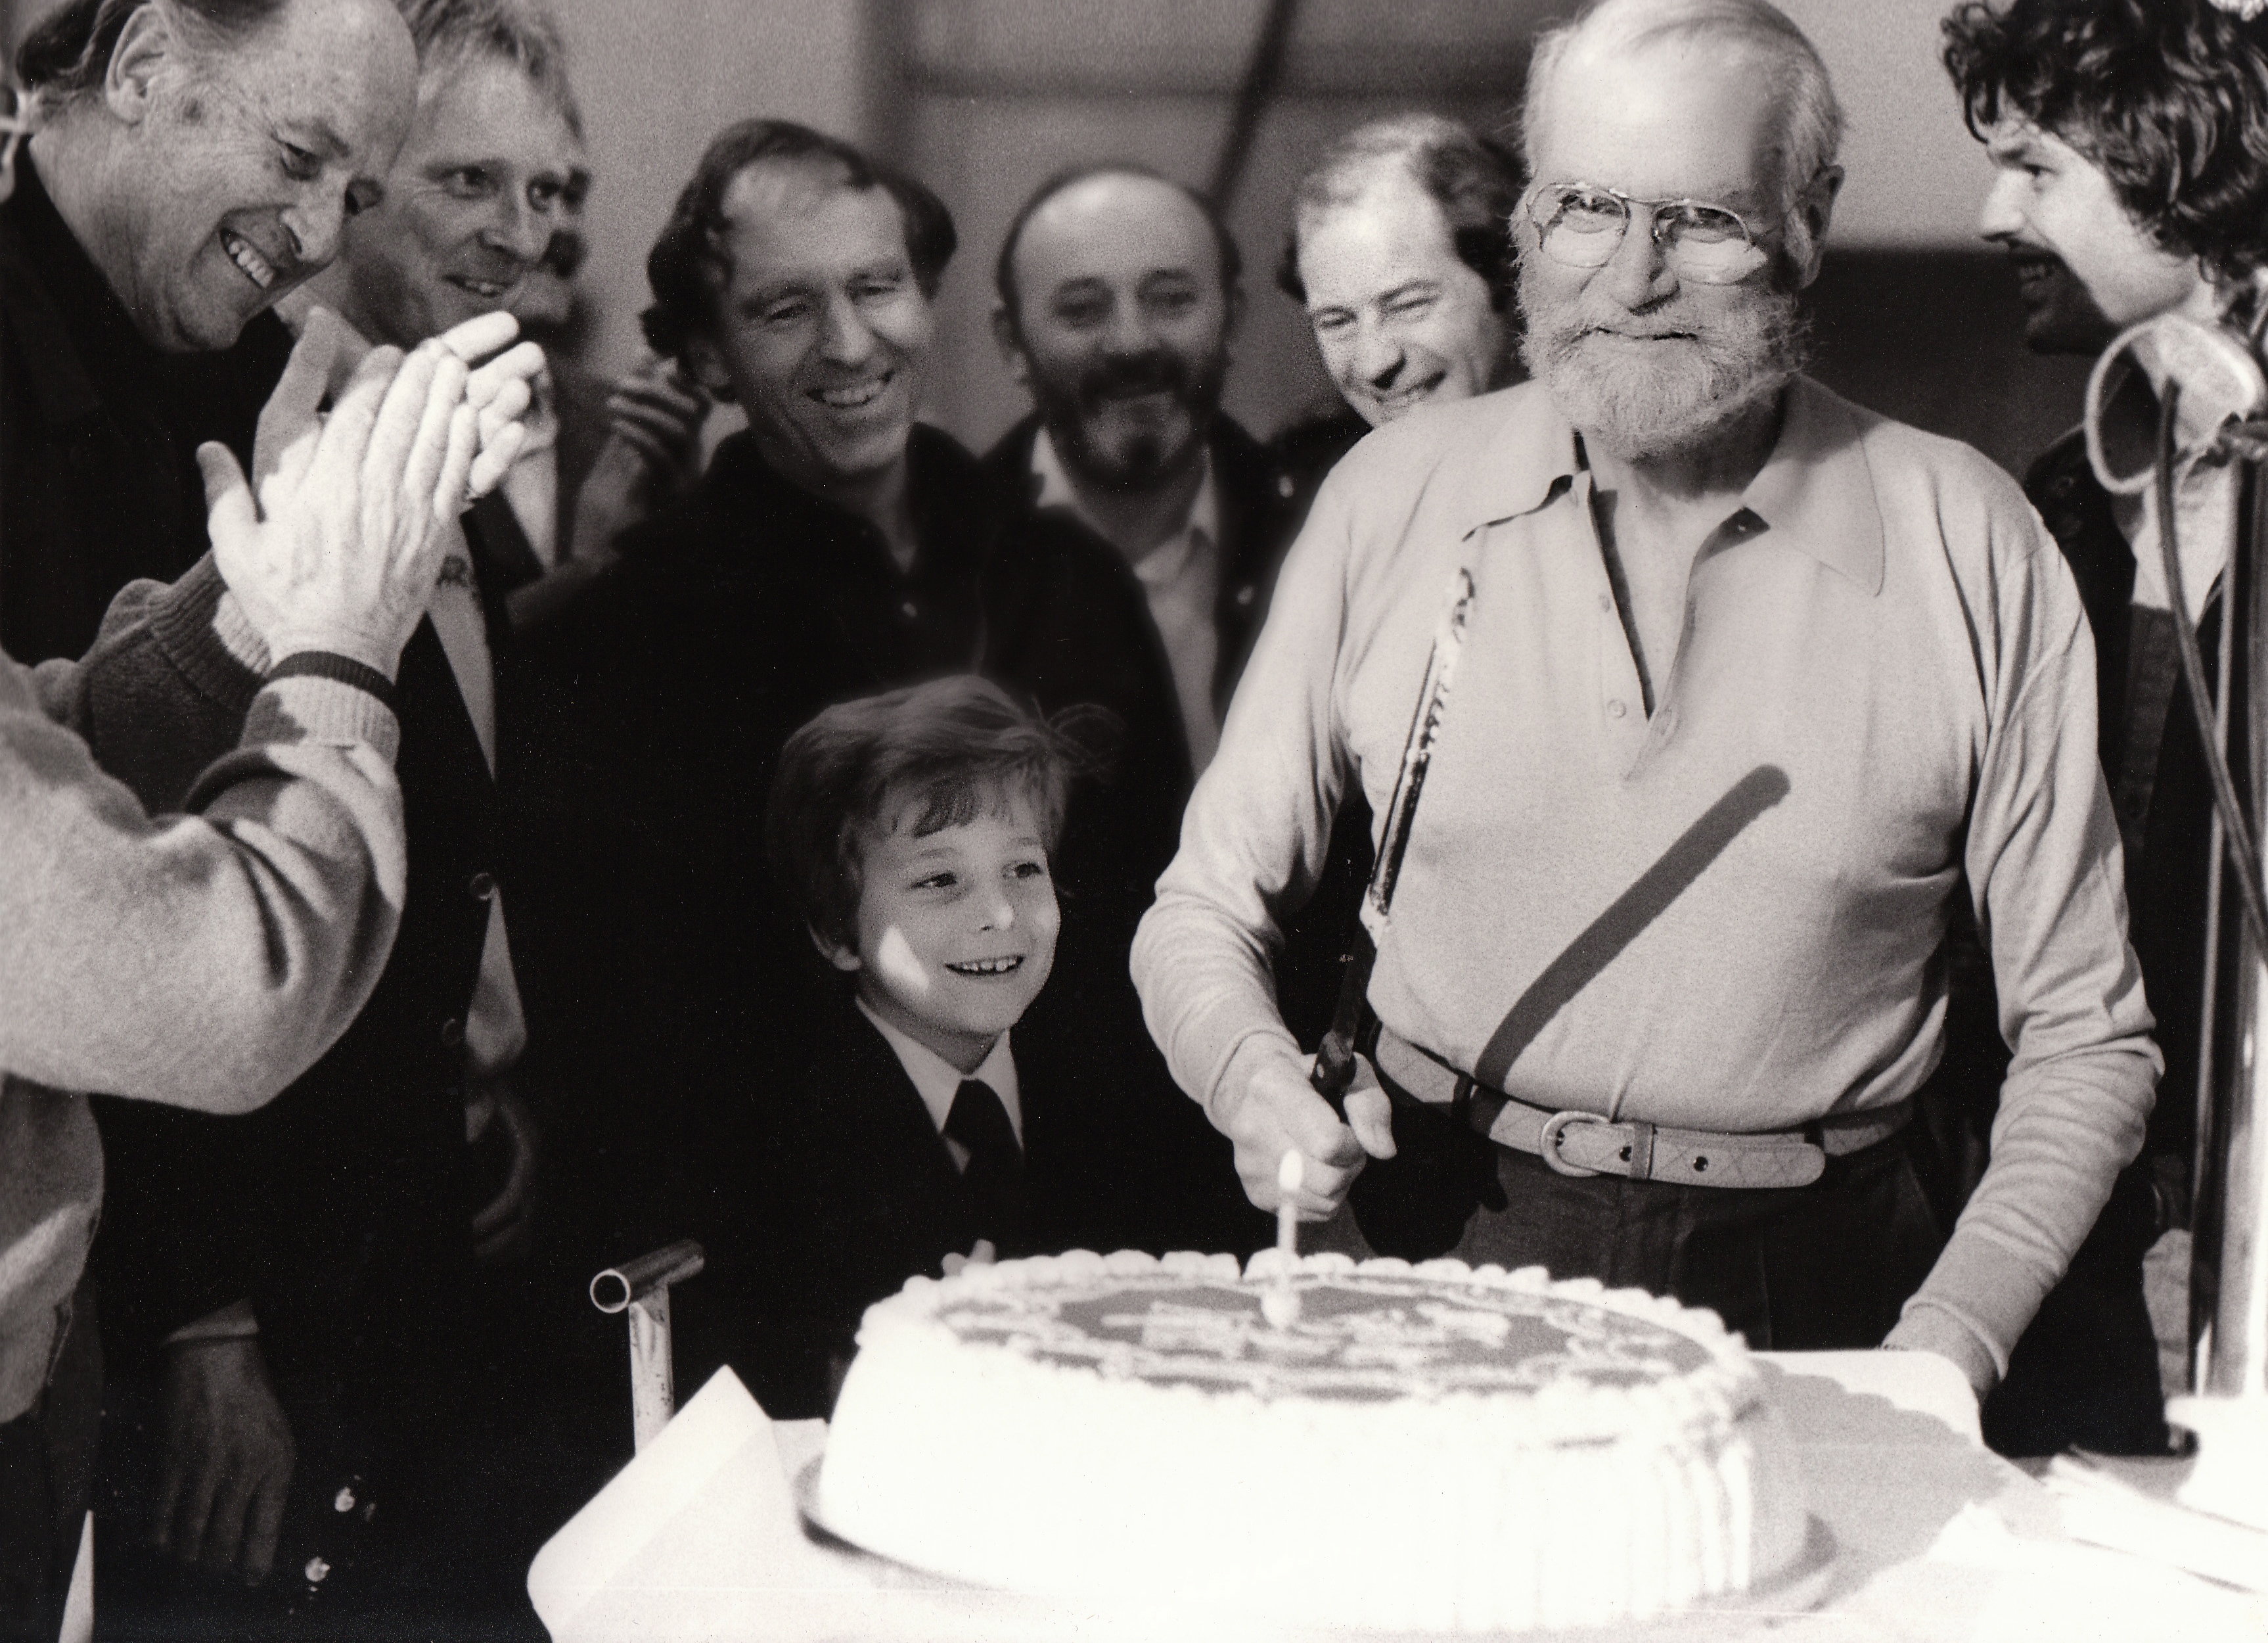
[591, 1239, 706, 1451]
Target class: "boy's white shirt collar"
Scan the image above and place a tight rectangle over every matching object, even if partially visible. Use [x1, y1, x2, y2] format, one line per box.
[855, 996, 1023, 1151]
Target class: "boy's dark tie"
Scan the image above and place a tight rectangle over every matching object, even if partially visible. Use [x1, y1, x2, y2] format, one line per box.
[946, 1078, 1024, 1244]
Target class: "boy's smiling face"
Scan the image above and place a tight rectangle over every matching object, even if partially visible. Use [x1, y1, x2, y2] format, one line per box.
[825, 787, 1060, 1073]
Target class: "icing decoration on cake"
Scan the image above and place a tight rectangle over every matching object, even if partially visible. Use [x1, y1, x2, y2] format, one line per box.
[818, 1250, 1810, 1632]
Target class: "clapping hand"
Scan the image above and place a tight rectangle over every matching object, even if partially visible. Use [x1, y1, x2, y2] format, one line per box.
[249, 308, 543, 503]
[568, 351, 709, 563]
[204, 319, 481, 678]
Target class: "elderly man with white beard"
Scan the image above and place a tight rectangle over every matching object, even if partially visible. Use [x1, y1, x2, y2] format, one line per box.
[1131, 0, 2156, 1404]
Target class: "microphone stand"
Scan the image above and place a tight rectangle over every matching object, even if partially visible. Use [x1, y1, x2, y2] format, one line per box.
[2149, 316, 2268, 1531]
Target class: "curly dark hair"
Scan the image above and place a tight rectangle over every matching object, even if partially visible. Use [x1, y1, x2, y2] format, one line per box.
[1943, 0, 2268, 285]
[1277, 112, 1526, 312]
[641, 119, 957, 364]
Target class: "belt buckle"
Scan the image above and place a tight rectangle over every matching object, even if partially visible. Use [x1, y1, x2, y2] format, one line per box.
[1538, 1110, 1605, 1178]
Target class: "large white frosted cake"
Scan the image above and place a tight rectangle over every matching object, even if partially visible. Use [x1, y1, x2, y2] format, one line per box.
[817, 1249, 1807, 1632]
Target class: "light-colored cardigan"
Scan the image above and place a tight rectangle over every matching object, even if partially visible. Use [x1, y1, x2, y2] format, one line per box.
[0, 567, 405, 1421]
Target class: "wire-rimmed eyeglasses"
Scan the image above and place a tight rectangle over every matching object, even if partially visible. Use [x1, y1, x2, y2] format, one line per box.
[1522, 181, 1773, 285]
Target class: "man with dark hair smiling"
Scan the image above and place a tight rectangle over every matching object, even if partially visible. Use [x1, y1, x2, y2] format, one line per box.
[529, 121, 989, 1144]
[1275, 113, 1527, 474]
[528, 126, 1260, 1341]
[1941, 0, 2268, 1455]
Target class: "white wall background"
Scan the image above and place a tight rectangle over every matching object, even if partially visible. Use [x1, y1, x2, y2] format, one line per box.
[1776, 0, 1997, 249]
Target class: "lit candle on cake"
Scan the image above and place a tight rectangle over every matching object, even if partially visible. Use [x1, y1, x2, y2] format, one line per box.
[1263, 1151, 1304, 1328]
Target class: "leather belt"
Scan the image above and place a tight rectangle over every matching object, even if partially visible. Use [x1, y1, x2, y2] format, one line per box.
[1368, 1027, 1911, 1190]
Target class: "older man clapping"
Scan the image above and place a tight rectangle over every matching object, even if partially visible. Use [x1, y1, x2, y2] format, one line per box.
[0, 310, 524, 1643]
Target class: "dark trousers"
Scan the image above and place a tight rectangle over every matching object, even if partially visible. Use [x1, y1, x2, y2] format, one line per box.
[1, 1282, 99, 1643]
[93, 1363, 597, 1643]
[1353, 1096, 1943, 1351]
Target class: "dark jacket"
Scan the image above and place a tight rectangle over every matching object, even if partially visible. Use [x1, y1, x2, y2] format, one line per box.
[514, 423, 998, 1095]
[90, 354, 508, 1462]
[517, 423, 1269, 1284]
[692, 984, 1265, 1416]
[980, 412, 1288, 810]
[458, 358, 611, 600]
[980, 410, 1374, 1055]
[0, 153, 288, 663]
[980, 411, 1349, 1018]
[2027, 429, 2217, 1209]
[92, 613, 503, 1422]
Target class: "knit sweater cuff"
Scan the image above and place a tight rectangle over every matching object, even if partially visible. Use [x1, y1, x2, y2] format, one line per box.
[1890, 1226, 2045, 1389]
[149, 557, 262, 715]
[1884, 1307, 2000, 1399]
[244, 676, 400, 764]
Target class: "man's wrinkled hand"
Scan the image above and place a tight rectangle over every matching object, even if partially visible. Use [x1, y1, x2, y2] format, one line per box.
[440, 311, 545, 501]
[1217, 1038, 1395, 1220]
[206, 335, 482, 678]
[153, 1337, 296, 1586]
[251, 308, 539, 511]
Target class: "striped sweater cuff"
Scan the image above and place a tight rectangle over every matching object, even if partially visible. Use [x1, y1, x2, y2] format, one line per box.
[265, 650, 395, 710]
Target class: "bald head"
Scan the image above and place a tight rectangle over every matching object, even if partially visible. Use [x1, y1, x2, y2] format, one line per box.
[993, 165, 1241, 497]
[995, 166, 1239, 320]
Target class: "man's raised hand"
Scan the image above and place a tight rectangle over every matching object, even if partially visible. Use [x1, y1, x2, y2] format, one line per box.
[250, 307, 542, 507]
[204, 336, 480, 678]
[438, 310, 545, 499]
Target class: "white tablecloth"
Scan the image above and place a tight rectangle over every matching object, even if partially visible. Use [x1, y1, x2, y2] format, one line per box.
[528, 1353, 2266, 1642]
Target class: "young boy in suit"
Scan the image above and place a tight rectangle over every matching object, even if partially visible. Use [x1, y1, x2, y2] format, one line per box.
[737, 676, 1091, 1412]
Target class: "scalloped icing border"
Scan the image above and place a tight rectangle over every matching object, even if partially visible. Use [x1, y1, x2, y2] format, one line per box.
[855, 1247, 1767, 1448]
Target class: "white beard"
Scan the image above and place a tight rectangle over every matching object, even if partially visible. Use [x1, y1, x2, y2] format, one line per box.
[1518, 261, 1809, 462]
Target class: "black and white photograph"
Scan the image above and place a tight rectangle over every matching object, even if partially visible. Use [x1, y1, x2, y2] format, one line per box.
[2, 0, 2266, 1638]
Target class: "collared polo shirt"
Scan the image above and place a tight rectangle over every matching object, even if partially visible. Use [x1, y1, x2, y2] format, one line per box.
[1135, 375, 2156, 1371]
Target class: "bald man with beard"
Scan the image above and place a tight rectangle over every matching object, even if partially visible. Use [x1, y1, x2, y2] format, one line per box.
[1135, 0, 2156, 1412]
